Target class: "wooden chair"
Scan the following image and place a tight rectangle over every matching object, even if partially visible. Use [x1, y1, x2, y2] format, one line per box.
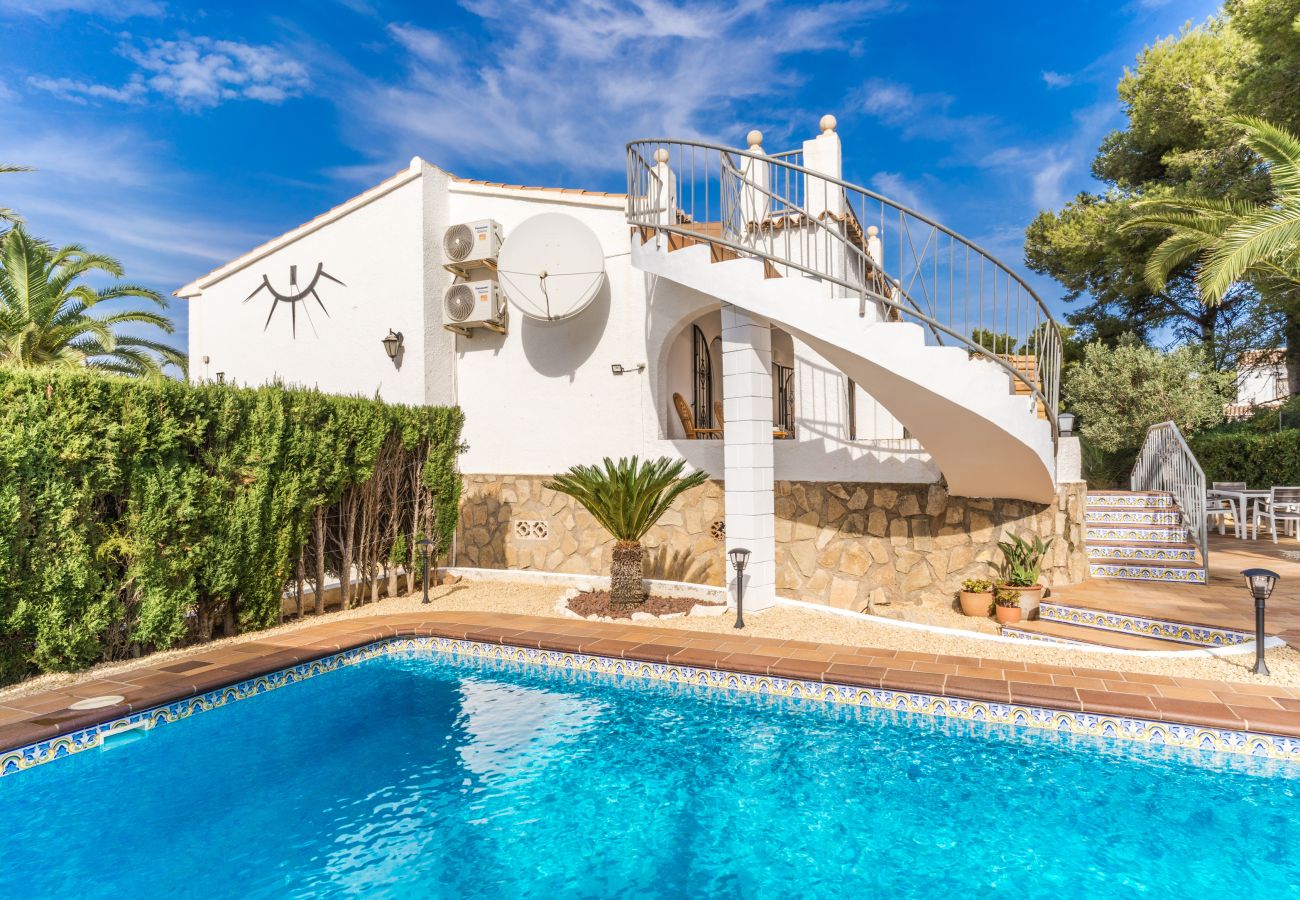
[1251, 486, 1300, 543]
[673, 393, 721, 439]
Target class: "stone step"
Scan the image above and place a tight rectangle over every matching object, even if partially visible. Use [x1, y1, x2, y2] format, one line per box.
[1085, 491, 1175, 509]
[1086, 541, 1200, 563]
[1039, 601, 1253, 647]
[1085, 523, 1189, 543]
[1085, 508, 1183, 526]
[1000, 619, 1187, 651]
[1087, 558, 1207, 584]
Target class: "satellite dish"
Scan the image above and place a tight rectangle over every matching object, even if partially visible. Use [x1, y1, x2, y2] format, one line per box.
[496, 213, 605, 321]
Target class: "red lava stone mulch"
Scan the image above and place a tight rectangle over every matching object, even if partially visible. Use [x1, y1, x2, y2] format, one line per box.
[566, 590, 724, 620]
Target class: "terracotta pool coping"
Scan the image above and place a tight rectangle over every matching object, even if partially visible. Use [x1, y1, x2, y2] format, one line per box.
[3, 611, 1300, 755]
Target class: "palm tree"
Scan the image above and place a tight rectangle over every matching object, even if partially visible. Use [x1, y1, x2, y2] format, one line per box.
[1125, 117, 1300, 303]
[544, 456, 709, 605]
[0, 226, 186, 376]
[1, 164, 33, 224]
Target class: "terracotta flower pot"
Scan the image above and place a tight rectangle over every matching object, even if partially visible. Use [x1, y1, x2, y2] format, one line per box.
[958, 590, 993, 617]
[1000, 584, 1044, 619]
[994, 604, 1022, 625]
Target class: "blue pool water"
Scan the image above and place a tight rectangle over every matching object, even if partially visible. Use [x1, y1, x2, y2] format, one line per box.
[3, 649, 1299, 898]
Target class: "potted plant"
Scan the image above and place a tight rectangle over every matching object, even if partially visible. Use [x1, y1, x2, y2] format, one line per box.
[958, 577, 994, 617]
[997, 533, 1053, 618]
[993, 587, 1022, 625]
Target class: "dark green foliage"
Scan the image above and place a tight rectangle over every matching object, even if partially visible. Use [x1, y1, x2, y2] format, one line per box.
[1190, 429, 1300, 488]
[0, 369, 463, 684]
[544, 456, 708, 544]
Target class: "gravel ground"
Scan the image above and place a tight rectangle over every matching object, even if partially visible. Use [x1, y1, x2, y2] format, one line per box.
[2, 577, 1296, 702]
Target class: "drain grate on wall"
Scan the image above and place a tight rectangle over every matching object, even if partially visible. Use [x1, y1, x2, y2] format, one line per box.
[709, 520, 725, 539]
[513, 519, 550, 541]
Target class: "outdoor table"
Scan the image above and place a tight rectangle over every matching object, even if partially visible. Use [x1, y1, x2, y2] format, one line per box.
[1208, 489, 1272, 539]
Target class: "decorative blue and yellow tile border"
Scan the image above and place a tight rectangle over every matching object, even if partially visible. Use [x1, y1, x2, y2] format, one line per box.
[1087, 543, 1199, 562]
[1085, 525, 1189, 543]
[1040, 602, 1252, 647]
[1086, 493, 1175, 509]
[3, 635, 1297, 777]
[1085, 509, 1183, 526]
[1087, 561, 1207, 584]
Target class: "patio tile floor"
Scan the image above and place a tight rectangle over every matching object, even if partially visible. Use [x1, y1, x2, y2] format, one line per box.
[4, 611, 1300, 756]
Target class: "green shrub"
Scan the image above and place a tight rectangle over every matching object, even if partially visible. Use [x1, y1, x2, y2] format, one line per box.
[1189, 429, 1300, 488]
[0, 368, 464, 684]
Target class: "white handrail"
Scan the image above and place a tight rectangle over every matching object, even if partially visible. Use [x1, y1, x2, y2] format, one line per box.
[1130, 421, 1208, 566]
[625, 138, 1063, 437]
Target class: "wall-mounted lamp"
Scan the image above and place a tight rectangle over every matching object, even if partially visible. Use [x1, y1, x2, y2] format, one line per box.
[610, 363, 646, 376]
[215, 372, 225, 384]
[382, 330, 404, 360]
[1057, 411, 1078, 437]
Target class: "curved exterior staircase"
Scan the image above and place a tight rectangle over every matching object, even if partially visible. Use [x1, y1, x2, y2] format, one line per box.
[625, 126, 1066, 611]
[626, 132, 1062, 504]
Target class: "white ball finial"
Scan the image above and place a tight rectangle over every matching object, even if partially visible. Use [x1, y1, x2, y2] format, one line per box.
[866, 225, 878, 237]
[820, 114, 837, 133]
[747, 129, 763, 149]
[654, 147, 670, 164]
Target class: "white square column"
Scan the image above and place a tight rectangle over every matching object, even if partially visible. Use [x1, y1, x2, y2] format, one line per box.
[721, 302, 776, 611]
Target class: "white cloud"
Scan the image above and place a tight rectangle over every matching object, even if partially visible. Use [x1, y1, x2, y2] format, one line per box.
[852, 77, 992, 141]
[26, 75, 147, 104]
[0, 0, 164, 17]
[1041, 70, 1074, 89]
[869, 171, 929, 215]
[341, 0, 892, 175]
[1, 117, 275, 350]
[28, 37, 311, 109]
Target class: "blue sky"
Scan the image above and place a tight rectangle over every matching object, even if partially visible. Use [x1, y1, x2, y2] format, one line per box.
[0, 0, 1221, 351]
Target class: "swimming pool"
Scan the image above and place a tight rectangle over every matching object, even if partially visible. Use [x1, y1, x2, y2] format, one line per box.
[3, 644, 1298, 898]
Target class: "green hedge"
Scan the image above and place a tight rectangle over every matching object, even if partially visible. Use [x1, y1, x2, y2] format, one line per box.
[1189, 429, 1300, 487]
[0, 369, 464, 684]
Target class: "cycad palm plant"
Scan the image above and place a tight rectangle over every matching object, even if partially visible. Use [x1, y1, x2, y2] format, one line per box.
[0, 226, 186, 376]
[544, 456, 709, 605]
[1124, 116, 1300, 303]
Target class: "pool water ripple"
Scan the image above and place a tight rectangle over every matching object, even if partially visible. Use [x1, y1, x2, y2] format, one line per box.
[1, 650, 1297, 898]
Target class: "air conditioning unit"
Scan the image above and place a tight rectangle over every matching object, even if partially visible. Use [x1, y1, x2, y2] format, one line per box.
[443, 280, 506, 331]
[443, 219, 502, 266]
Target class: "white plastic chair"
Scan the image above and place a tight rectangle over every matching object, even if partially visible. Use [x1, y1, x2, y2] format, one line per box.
[1209, 482, 1246, 537]
[1251, 486, 1300, 543]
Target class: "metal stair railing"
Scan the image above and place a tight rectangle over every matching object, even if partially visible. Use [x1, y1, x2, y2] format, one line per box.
[1130, 421, 1208, 566]
[626, 138, 1063, 438]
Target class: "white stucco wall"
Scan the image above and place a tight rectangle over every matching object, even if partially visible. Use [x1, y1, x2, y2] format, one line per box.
[183, 169, 429, 406]
[448, 185, 646, 473]
[180, 161, 938, 484]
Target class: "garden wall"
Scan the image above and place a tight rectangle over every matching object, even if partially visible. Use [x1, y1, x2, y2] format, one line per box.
[456, 476, 1087, 612]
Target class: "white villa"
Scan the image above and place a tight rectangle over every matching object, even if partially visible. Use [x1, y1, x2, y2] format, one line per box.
[178, 117, 1089, 614]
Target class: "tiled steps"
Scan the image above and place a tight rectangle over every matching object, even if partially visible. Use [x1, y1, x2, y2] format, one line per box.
[1000, 619, 1183, 651]
[1084, 491, 1206, 584]
[1000, 601, 1254, 650]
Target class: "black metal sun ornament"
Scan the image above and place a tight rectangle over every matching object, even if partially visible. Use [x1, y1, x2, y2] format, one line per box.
[244, 263, 345, 336]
